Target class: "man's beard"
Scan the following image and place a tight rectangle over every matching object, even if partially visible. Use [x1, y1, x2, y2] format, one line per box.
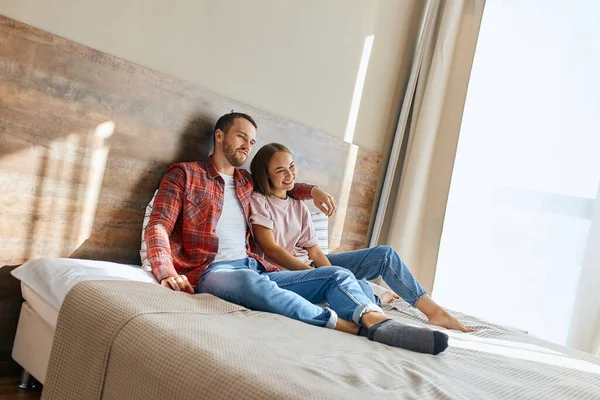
[223, 142, 246, 167]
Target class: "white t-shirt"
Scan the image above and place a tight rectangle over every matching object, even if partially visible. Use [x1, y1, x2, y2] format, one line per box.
[213, 173, 248, 263]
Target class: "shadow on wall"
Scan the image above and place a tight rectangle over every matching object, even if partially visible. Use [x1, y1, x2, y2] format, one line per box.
[69, 113, 215, 265]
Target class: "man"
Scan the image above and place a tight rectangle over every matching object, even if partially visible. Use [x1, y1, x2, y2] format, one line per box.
[145, 112, 449, 355]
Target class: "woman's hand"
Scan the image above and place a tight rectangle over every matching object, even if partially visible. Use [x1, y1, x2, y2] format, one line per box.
[253, 224, 316, 271]
[311, 187, 337, 216]
[161, 275, 194, 294]
[306, 244, 332, 268]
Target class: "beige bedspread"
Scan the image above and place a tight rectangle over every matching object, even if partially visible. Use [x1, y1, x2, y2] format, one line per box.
[42, 281, 600, 399]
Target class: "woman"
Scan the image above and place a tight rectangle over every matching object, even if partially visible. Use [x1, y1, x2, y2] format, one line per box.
[249, 143, 474, 333]
[245, 144, 449, 355]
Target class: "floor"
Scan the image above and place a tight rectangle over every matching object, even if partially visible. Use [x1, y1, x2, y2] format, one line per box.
[0, 376, 42, 400]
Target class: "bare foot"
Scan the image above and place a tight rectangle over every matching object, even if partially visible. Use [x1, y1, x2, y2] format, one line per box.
[380, 291, 400, 304]
[428, 309, 475, 333]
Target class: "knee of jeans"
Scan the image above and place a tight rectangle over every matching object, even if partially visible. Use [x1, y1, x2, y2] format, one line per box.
[328, 266, 355, 283]
[234, 270, 264, 293]
[378, 245, 400, 263]
[378, 245, 395, 256]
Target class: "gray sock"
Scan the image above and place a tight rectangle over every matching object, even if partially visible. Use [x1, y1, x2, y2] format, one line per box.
[368, 320, 449, 355]
[357, 327, 369, 337]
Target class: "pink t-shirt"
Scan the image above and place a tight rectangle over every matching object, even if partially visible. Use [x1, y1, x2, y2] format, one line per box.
[249, 192, 319, 268]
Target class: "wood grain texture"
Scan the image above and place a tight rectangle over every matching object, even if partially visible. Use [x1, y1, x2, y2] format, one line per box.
[0, 15, 382, 266]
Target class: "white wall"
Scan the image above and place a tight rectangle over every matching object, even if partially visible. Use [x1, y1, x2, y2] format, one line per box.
[1, 0, 421, 154]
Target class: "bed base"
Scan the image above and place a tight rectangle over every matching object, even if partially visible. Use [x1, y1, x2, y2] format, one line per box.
[11, 302, 55, 386]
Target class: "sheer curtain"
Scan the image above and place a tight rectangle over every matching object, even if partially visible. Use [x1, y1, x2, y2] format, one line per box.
[371, 0, 486, 293]
[433, 0, 600, 351]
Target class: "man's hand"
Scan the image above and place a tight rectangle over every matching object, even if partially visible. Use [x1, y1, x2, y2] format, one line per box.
[311, 187, 337, 216]
[161, 275, 194, 294]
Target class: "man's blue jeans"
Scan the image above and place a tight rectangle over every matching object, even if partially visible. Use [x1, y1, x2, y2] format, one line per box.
[327, 245, 427, 307]
[197, 258, 383, 328]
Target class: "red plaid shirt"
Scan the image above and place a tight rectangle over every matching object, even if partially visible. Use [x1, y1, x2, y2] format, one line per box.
[145, 156, 314, 287]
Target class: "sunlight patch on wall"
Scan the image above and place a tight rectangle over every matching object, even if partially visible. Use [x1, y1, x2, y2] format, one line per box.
[77, 121, 114, 247]
[329, 34, 375, 251]
[329, 144, 359, 251]
[344, 35, 374, 144]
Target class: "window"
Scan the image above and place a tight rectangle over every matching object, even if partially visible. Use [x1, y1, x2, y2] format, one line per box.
[433, 0, 600, 345]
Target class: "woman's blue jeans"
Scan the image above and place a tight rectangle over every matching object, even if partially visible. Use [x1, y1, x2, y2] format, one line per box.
[327, 245, 427, 307]
[197, 258, 382, 328]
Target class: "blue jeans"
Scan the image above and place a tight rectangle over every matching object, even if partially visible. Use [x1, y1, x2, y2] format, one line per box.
[196, 258, 383, 328]
[356, 279, 381, 306]
[327, 245, 427, 307]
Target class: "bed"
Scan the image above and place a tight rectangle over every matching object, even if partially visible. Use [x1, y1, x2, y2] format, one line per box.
[10, 257, 600, 399]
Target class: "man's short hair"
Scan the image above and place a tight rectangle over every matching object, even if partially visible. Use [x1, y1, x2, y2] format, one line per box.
[213, 112, 257, 146]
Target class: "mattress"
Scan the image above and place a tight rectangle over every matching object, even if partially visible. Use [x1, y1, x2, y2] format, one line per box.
[21, 282, 59, 329]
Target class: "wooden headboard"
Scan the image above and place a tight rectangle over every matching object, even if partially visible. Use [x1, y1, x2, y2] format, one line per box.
[0, 15, 382, 266]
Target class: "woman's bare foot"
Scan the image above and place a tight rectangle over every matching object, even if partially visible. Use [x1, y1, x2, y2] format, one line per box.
[380, 291, 400, 304]
[428, 309, 475, 332]
[415, 295, 475, 332]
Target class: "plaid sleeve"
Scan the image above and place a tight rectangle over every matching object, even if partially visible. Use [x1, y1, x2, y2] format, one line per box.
[289, 183, 315, 200]
[145, 164, 185, 282]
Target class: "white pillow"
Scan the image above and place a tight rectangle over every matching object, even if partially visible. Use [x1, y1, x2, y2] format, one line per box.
[140, 190, 157, 271]
[310, 211, 329, 254]
[11, 258, 158, 310]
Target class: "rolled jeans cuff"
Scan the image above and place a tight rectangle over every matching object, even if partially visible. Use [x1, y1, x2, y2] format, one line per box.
[352, 303, 383, 326]
[324, 307, 338, 329]
[411, 291, 428, 307]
